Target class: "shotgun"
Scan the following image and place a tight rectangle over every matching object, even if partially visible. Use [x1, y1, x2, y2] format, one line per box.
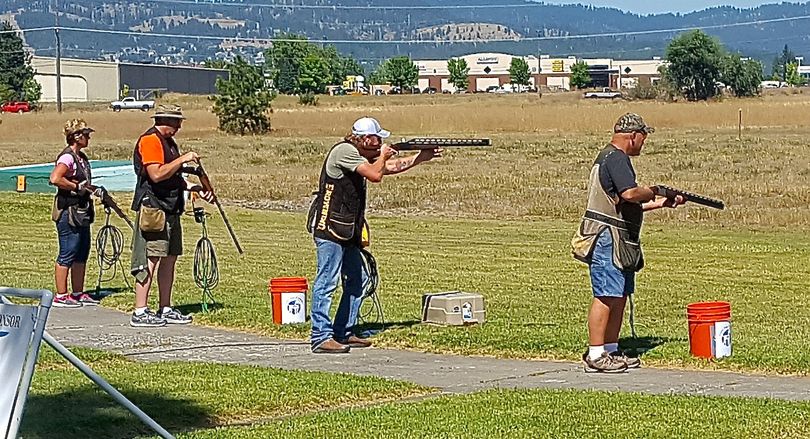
[391, 138, 491, 151]
[192, 162, 244, 255]
[88, 185, 134, 230]
[653, 185, 725, 210]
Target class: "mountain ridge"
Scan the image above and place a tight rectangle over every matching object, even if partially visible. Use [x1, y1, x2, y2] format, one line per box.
[3, 0, 809, 68]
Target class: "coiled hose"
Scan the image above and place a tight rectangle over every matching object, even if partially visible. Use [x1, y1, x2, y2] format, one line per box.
[193, 217, 219, 312]
[95, 215, 130, 291]
[358, 248, 384, 328]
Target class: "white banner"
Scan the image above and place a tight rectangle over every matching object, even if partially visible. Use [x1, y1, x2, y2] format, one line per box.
[0, 303, 37, 438]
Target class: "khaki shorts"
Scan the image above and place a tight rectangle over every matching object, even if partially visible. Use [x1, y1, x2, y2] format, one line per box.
[133, 211, 183, 257]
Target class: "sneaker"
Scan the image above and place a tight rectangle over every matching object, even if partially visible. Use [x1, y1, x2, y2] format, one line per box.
[53, 294, 82, 308]
[610, 351, 642, 369]
[582, 352, 628, 374]
[158, 308, 192, 325]
[130, 309, 167, 327]
[71, 293, 100, 306]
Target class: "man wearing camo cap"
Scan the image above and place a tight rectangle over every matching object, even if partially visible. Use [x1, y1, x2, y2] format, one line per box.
[571, 112, 684, 373]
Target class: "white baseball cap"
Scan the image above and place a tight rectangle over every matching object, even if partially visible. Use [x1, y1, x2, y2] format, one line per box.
[352, 117, 390, 138]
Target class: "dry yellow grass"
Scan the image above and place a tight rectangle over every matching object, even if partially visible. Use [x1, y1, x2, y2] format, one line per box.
[2, 92, 810, 226]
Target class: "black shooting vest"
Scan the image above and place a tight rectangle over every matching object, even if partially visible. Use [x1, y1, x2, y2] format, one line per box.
[54, 147, 94, 219]
[307, 143, 368, 247]
[131, 127, 185, 214]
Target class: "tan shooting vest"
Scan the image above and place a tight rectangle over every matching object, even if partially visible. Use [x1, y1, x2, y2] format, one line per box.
[571, 146, 645, 272]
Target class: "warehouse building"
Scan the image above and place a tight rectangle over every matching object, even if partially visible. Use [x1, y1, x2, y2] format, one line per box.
[31, 56, 228, 102]
[414, 53, 665, 92]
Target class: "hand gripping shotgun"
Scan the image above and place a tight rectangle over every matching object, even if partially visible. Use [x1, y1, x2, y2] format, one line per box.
[191, 161, 245, 254]
[391, 138, 491, 151]
[653, 185, 726, 210]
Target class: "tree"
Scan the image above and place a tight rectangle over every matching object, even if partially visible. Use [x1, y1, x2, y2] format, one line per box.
[663, 30, 724, 101]
[265, 35, 363, 94]
[211, 56, 276, 135]
[447, 58, 470, 91]
[23, 77, 41, 104]
[570, 61, 591, 89]
[297, 53, 331, 94]
[0, 21, 36, 101]
[785, 62, 805, 87]
[771, 44, 796, 82]
[378, 56, 419, 90]
[720, 55, 763, 97]
[509, 57, 531, 87]
[266, 35, 316, 94]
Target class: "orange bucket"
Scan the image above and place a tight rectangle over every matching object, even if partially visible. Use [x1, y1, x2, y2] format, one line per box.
[269, 277, 308, 325]
[687, 301, 732, 359]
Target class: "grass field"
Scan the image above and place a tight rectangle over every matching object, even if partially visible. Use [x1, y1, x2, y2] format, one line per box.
[178, 389, 810, 439]
[3, 193, 810, 374]
[21, 346, 426, 439]
[3, 91, 810, 437]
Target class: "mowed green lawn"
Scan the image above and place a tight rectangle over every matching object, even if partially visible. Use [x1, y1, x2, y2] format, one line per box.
[178, 389, 810, 439]
[20, 346, 426, 439]
[2, 193, 809, 373]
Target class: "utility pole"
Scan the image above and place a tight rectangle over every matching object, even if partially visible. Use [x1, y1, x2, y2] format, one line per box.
[54, 0, 62, 113]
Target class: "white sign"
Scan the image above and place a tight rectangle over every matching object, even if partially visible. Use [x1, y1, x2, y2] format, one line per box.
[281, 292, 306, 324]
[0, 303, 37, 438]
[713, 321, 732, 358]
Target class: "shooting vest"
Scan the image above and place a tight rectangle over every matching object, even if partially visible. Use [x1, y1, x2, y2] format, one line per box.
[307, 143, 368, 247]
[53, 147, 94, 226]
[131, 127, 185, 214]
[571, 145, 645, 272]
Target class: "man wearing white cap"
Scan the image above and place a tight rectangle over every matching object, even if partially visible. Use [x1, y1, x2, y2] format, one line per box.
[306, 117, 441, 353]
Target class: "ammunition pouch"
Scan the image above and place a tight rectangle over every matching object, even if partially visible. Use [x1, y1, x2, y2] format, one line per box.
[138, 197, 166, 233]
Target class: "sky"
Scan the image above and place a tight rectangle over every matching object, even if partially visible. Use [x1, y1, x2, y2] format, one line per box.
[541, 1, 782, 15]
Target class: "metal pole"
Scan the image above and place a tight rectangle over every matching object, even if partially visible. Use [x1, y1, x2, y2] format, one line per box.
[1, 290, 52, 439]
[54, 0, 62, 113]
[0, 293, 174, 439]
[40, 332, 176, 439]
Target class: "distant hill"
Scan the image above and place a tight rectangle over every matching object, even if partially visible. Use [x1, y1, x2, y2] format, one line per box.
[4, 0, 810, 70]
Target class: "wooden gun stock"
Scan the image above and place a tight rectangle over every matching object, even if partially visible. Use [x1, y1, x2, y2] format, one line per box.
[654, 185, 725, 210]
[88, 186, 134, 230]
[391, 138, 491, 151]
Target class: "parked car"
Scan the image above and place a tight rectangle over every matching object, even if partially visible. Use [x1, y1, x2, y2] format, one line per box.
[485, 85, 500, 93]
[583, 87, 623, 99]
[1, 101, 31, 113]
[110, 97, 156, 112]
[423, 87, 438, 94]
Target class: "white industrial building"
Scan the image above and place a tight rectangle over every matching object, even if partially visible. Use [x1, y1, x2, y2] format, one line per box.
[414, 52, 665, 92]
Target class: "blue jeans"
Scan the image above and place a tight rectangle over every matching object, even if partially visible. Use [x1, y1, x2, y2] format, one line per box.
[55, 211, 91, 267]
[310, 238, 364, 348]
[589, 230, 635, 298]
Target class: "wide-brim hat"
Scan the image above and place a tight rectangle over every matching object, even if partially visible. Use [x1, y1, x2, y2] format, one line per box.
[151, 105, 186, 120]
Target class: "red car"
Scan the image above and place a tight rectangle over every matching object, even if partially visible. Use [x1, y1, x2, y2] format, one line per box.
[1, 101, 31, 113]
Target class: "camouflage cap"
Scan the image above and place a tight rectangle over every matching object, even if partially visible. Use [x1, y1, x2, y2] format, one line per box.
[63, 118, 95, 137]
[151, 104, 185, 120]
[614, 113, 655, 134]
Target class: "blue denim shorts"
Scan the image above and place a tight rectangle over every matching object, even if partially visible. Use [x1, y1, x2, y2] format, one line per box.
[56, 211, 91, 267]
[589, 230, 635, 298]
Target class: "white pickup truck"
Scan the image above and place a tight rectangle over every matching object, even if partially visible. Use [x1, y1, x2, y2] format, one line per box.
[583, 87, 623, 99]
[110, 97, 156, 112]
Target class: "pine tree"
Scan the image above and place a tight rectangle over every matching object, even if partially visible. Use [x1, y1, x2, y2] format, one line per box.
[211, 56, 276, 135]
[0, 21, 36, 101]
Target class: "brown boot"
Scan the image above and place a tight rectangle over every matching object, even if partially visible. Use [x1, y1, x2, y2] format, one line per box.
[312, 339, 351, 354]
[336, 335, 372, 348]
